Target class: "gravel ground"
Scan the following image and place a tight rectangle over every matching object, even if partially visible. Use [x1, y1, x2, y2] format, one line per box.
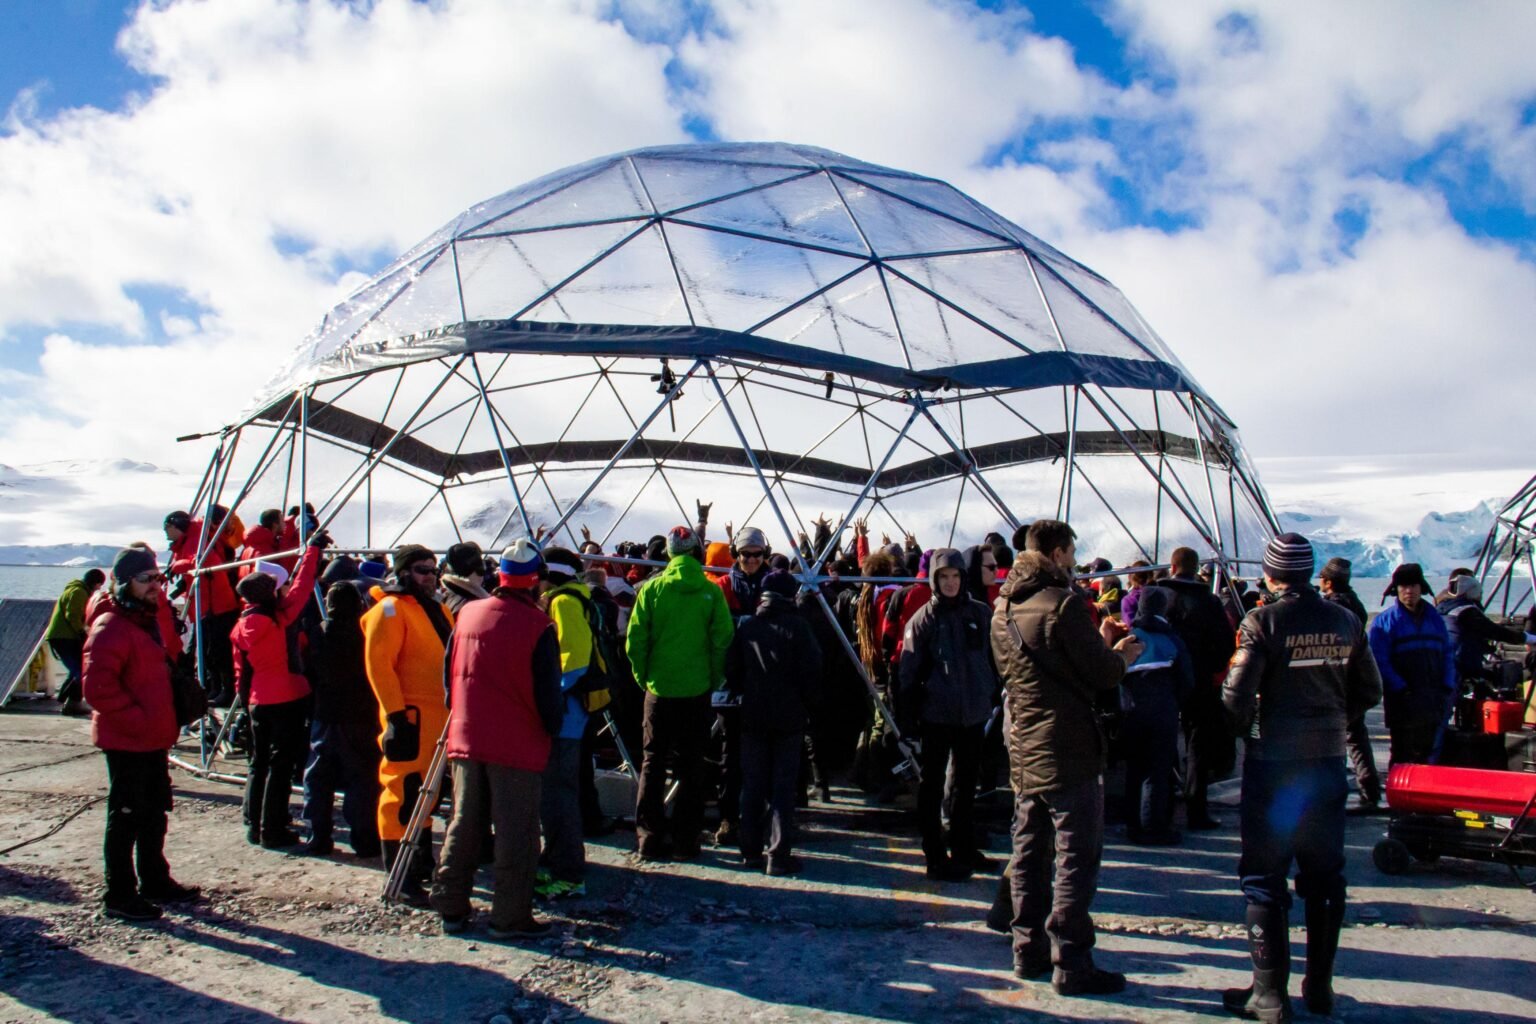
[2, 703, 1534, 1024]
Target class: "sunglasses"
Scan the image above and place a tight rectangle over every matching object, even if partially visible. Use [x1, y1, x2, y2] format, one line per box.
[408, 564, 441, 577]
[131, 572, 166, 585]
[739, 549, 766, 560]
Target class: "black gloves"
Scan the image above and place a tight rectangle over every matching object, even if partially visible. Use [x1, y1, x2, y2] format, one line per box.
[381, 708, 420, 762]
[307, 529, 333, 550]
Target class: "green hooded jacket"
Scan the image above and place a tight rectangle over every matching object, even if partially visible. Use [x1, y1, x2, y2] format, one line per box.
[46, 578, 92, 642]
[625, 554, 735, 697]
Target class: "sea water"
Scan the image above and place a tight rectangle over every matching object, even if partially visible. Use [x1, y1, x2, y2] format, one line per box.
[0, 565, 85, 601]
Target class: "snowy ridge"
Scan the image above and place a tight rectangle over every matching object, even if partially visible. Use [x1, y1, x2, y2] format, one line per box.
[1279, 500, 1498, 577]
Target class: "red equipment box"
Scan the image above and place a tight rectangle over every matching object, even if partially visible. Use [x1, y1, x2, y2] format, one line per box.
[1484, 700, 1526, 735]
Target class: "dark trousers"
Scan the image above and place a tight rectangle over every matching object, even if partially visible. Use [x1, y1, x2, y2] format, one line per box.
[635, 692, 710, 854]
[918, 722, 983, 863]
[1009, 775, 1105, 975]
[717, 707, 741, 827]
[244, 699, 308, 838]
[1345, 715, 1381, 801]
[302, 717, 382, 853]
[1388, 709, 1442, 767]
[433, 759, 541, 929]
[540, 737, 585, 883]
[1238, 756, 1347, 908]
[103, 749, 172, 900]
[1123, 715, 1179, 834]
[198, 611, 238, 705]
[49, 639, 84, 703]
[579, 713, 604, 829]
[740, 730, 802, 863]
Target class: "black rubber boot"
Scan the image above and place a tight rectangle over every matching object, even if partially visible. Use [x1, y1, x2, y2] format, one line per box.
[1223, 903, 1293, 1022]
[1302, 897, 1344, 1016]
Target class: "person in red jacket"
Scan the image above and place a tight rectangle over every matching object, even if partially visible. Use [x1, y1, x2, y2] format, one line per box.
[236, 509, 284, 580]
[432, 540, 563, 938]
[165, 510, 239, 706]
[231, 535, 326, 848]
[83, 546, 201, 922]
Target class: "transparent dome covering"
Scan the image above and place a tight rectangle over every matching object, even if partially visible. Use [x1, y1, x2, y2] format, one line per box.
[211, 142, 1277, 575]
[263, 142, 1205, 407]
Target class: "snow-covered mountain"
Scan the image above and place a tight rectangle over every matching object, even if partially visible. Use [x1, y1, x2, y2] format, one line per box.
[1279, 500, 1497, 578]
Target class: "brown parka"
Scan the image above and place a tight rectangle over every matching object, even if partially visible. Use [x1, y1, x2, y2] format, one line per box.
[991, 550, 1128, 796]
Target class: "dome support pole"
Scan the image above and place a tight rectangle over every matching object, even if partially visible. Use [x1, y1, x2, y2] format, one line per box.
[470, 354, 537, 544]
[1060, 386, 1080, 523]
[805, 403, 925, 579]
[310, 356, 466, 541]
[912, 395, 1020, 533]
[538, 358, 705, 545]
[1077, 386, 1222, 556]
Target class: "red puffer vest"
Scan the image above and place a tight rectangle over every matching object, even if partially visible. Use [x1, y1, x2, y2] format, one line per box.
[83, 598, 179, 752]
[446, 592, 556, 771]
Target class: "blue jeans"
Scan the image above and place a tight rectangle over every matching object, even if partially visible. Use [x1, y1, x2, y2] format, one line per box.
[1238, 756, 1348, 908]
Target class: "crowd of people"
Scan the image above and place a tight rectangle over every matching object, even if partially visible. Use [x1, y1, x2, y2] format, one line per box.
[60, 496, 1531, 1019]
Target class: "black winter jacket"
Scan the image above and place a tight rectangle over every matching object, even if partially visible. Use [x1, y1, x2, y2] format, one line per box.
[1152, 575, 1236, 684]
[725, 593, 823, 736]
[1322, 586, 1368, 636]
[897, 584, 997, 729]
[992, 551, 1127, 794]
[1222, 586, 1382, 761]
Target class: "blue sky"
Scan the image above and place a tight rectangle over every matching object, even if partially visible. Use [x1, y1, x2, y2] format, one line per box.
[1, 0, 1534, 547]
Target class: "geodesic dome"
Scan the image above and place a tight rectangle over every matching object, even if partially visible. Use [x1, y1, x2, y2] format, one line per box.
[194, 141, 1278, 574]
[1474, 473, 1536, 616]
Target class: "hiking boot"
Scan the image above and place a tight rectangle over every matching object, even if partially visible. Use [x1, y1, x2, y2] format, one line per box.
[303, 836, 334, 857]
[260, 828, 300, 850]
[440, 914, 471, 935]
[1053, 967, 1127, 997]
[1223, 983, 1293, 1022]
[1187, 813, 1222, 831]
[583, 817, 618, 839]
[1129, 829, 1183, 847]
[104, 894, 162, 922]
[397, 877, 431, 909]
[925, 857, 974, 883]
[138, 879, 201, 904]
[740, 854, 767, 871]
[953, 849, 997, 872]
[1013, 951, 1051, 980]
[488, 917, 553, 939]
[766, 856, 803, 877]
[61, 699, 91, 717]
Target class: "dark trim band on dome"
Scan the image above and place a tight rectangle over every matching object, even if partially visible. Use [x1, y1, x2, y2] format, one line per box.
[323, 319, 1206, 398]
[256, 394, 1217, 487]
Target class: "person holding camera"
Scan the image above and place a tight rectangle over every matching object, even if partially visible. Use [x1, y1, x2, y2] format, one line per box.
[992, 519, 1143, 997]
[361, 542, 455, 905]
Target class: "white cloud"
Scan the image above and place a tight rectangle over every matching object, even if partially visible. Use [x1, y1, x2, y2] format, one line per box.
[0, 0, 687, 469]
[675, 0, 1107, 177]
[1107, 0, 1536, 200]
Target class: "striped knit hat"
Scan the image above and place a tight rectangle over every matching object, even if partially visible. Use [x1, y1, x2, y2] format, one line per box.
[498, 538, 543, 589]
[1262, 532, 1314, 584]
